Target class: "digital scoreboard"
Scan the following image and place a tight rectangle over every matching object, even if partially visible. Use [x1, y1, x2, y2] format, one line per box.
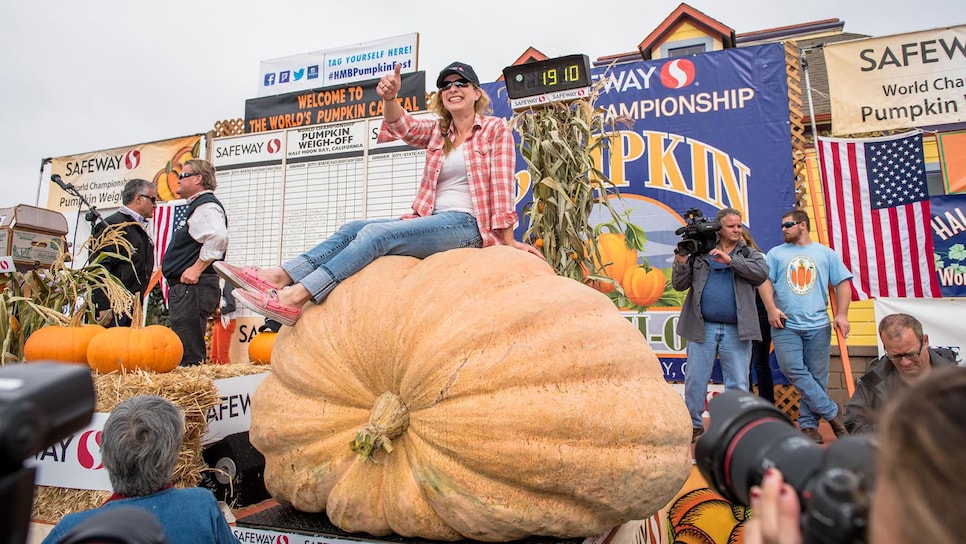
[502, 54, 593, 109]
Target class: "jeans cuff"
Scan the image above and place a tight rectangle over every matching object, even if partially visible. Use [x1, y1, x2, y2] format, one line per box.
[282, 256, 314, 283]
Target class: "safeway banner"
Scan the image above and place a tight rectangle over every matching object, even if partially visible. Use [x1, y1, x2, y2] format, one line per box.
[825, 25, 966, 135]
[47, 135, 204, 210]
[28, 413, 112, 491]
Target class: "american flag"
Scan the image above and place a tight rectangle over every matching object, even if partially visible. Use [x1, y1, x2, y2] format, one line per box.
[152, 200, 188, 302]
[818, 131, 940, 300]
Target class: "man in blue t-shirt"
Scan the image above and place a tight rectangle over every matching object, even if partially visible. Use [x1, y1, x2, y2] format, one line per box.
[760, 209, 852, 444]
[672, 208, 769, 443]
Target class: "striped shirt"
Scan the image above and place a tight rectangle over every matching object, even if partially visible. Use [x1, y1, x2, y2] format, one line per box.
[378, 110, 518, 247]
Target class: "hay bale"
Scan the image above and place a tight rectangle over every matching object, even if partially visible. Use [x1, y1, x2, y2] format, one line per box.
[32, 362, 271, 522]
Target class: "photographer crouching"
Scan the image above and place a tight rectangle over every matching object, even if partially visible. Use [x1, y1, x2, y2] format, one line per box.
[671, 207, 768, 442]
[697, 366, 966, 544]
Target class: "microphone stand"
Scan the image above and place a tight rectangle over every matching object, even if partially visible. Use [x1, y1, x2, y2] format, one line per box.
[51, 175, 105, 264]
[53, 177, 105, 229]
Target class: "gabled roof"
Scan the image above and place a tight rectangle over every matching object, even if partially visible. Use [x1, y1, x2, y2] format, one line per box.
[497, 47, 550, 81]
[736, 18, 844, 45]
[637, 2, 735, 56]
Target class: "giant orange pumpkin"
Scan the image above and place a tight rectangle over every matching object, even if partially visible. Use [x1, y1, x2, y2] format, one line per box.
[250, 246, 691, 541]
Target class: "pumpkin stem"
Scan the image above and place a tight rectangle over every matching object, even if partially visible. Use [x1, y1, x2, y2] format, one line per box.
[349, 392, 409, 462]
[132, 293, 144, 329]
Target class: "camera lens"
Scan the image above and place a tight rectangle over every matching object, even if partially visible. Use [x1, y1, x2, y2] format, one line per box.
[694, 390, 825, 506]
[676, 240, 697, 256]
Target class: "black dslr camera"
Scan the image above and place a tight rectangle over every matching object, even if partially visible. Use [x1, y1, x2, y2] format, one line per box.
[695, 390, 875, 544]
[1, 363, 95, 544]
[674, 208, 720, 256]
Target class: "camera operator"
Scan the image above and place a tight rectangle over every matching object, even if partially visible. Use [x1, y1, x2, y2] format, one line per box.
[844, 313, 958, 434]
[672, 207, 768, 442]
[744, 366, 966, 544]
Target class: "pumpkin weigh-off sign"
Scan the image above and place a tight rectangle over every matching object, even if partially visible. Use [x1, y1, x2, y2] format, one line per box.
[250, 246, 692, 542]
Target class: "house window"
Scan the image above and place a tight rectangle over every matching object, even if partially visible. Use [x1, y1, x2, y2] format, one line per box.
[658, 37, 714, 59]
[667, 44, 707, 57]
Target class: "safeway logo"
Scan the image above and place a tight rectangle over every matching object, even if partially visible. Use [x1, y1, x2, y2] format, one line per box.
[124, 149, 141, 169]
[77, 430, 104, 470]
[233, 530, 290, 543]
[267, 139, 282, 154]
[659, 59, 696, 89]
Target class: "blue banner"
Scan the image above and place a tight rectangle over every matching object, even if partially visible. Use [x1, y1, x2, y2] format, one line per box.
[931, 194, 966, 297]
[484, 43, 796, 382]
[485, 42, 796, 256]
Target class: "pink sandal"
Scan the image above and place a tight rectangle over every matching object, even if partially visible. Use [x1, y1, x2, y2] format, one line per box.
[233, 289, 302, 326]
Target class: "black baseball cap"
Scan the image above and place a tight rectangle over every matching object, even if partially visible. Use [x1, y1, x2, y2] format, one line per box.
[436, 61, 480, 88]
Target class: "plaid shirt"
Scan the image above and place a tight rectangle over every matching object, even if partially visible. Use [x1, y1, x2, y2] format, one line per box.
[378, 110, 518, 247]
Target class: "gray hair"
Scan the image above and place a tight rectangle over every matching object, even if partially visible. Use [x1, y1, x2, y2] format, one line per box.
[120, 179, 154, 205]
[102, 395, 184, 496]
[714, 207, 742, 223]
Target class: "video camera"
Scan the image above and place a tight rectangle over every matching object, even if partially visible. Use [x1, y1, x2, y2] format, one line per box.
[674, 208, 720, 257]
[0, 363, 95, 544]
[695, 390, 875, 544]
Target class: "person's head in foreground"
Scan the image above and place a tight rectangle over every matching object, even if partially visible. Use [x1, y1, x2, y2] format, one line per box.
[104, 394, 184, 496]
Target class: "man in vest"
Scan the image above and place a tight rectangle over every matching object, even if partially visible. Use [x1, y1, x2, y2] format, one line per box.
[161, 159, 228, 366]
[91, 179, 158, 326]
[845, 313, 959, 434]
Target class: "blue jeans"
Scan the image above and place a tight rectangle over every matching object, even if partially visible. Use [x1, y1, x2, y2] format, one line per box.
[685, 322, 751, 427]
[282, 212, 483, 303]
[771, 325, 838, 429]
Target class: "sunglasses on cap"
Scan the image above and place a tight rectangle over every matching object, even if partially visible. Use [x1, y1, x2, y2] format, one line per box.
[781, 221, 803, 229]
[439, 79, 471, 91]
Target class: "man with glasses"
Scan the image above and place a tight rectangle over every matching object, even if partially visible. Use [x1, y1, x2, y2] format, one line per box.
[161, 159, 228, 366]
[91, 178, 158, 326]
[760, 209, 853, 443]
[845, 313, 958, 434]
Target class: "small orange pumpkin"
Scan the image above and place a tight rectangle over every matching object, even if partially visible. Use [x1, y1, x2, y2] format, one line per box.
[622, 266, 666, 307]
[86, 302, 182, 373]
[248, 331, 277, 365]
[24, 322, 105, 365]
[87, 324, 183, 373]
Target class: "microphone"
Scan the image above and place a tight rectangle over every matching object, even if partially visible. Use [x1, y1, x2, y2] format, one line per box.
[51, 174, 74, 191]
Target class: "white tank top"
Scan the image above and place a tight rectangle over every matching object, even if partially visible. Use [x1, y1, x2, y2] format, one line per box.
[434, 144, 474, 214]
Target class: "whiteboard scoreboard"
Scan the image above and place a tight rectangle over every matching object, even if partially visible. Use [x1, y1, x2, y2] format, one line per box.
[212, 115, 429, 268]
